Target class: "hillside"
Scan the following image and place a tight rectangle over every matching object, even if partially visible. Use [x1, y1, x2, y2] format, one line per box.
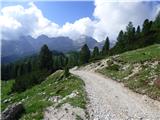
[1, 71, 87, 120]
[79, 44, 160, 100]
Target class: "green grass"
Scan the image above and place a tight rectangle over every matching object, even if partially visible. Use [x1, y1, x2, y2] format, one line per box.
[98, 44, 160, 100]
[1, 80, 15, 100]
[99, 64, 133, 81]
[1, 70, 86, 120]
[117, 44, 160, 63]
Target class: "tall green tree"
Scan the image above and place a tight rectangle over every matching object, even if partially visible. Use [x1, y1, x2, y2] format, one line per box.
[125, 22, 136, 50]
[17, 64, 25, 76]
[92, 46, 99, 58]
[26, 61, 32, 73]
[79, 44, 90, 65]
[142, 19, 152, 35]
[152, 11, 160, 43]
[102, 37, 110, 55]
[67, 52, 79, 67]
[142, 19, 153, 45]
[114, 30, 125, 53]
[136, 26, 141, 37]
[39, 44, 53, 71]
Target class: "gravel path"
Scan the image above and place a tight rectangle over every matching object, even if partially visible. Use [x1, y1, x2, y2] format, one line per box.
[71, 70, 160, 120]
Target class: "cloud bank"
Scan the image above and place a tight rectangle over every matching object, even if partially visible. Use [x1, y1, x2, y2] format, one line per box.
[0, 1, 159, 42]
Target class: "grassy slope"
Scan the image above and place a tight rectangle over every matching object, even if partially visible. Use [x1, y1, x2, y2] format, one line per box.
[1, 70, 86, 120]
[98, 44, 160, 100]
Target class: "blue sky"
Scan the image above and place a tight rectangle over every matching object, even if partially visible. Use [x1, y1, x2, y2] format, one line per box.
[1, 1, 94, 25]
[35, 1, 94, 25]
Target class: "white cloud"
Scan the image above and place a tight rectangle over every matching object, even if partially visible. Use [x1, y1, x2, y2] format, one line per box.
[0, 1, 160, 42]
[93, 0, 159, 41]
[0, 3, 95, 40]
[58, 17, 96, 40]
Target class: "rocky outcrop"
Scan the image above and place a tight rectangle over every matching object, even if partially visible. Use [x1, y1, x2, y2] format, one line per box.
[2, 102, 25, 120]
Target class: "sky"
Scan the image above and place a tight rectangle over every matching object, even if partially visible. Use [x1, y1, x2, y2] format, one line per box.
[1, 0, 160, 42]
[1, 1, 94, 25]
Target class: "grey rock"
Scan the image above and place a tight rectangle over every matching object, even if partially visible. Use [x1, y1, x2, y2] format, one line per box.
[2, 102, 25, 120]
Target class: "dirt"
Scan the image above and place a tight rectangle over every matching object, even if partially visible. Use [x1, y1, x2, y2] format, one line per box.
[44, 103, 86, 120]
[44, 91, 87, 120]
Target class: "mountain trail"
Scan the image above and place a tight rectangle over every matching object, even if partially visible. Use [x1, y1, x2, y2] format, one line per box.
[71, 70, 160, 120]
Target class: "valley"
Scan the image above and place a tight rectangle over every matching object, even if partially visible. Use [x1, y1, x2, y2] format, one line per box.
[1, 1, 160, 120]
[2, 44, 160, 120]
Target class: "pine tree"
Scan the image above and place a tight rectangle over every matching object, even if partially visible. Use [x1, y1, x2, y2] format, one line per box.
[115, 30, 125, 53]
[125, 22, 136, 50]
[39, 44, 53, 71]
[102, 37, 110, 55]
[92, 46, 99, 58]
[142, 19, 153, 45]
[17, 64, 24, 77]
[142, 19, 152, 35]
[136, 26, 141, 39]
[27, 61, 32, 73]
[136, 25, 141, 34]
[151, 11, 160, 43]
[79, 44, 90, 65]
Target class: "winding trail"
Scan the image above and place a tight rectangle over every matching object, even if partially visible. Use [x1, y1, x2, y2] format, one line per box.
[71, 70, 160, 120]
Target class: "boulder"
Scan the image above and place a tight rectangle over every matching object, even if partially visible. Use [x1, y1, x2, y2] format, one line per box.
[2, 102, 25, 120]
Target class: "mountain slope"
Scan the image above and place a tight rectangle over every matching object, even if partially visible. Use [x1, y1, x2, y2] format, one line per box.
[1, 70, 87, 120]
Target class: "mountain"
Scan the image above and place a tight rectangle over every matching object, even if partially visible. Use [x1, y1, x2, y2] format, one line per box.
[1, 38, 36, 63]
[74, 35, 100, 50]
[27, 35, 76, 52]
[1, 35, 102, 63]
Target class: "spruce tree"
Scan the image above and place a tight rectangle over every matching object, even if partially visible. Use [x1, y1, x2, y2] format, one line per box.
[142, 19, 152, 35]
[126, 22, 136, 50]
[80, 44, 90, 65]
[142, 19, 153, 45]
[115, 30, 125, 53]
[136, 26, 141, 39]
[39, 44, 53, 71]
[92, 46, 99, 58]
[136, 25, 141, 34]
[153, 11, 160, 43]
[27, 61, 32, 73]
[102, 37, 110, 55]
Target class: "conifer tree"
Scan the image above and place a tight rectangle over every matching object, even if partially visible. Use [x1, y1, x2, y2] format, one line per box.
[39, 44, 53, 71]
[92, 46, 99, 58]
[80, 44, 90, 64]
[102, 37, 110, 55]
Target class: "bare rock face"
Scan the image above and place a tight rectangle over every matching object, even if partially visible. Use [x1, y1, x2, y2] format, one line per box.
[1, 102, 25, 120]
